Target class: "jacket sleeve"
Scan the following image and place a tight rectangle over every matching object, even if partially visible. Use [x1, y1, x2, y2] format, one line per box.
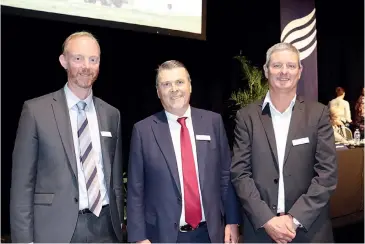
[231, 109, 275, 229]
[218, 115, 241, 224]
[288, 106, 338, 231]
[127, 125, 147, 242]
[112, 110, 124, 226]
[10, 102, 38, 243]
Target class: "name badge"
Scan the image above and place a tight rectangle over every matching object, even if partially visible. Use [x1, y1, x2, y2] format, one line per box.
[196, 135, 211, 141]
[292, 137, 309, 146]
[101, 131, 112, 137]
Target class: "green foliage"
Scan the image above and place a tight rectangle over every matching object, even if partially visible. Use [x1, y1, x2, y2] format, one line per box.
[230, 55, 269, 113]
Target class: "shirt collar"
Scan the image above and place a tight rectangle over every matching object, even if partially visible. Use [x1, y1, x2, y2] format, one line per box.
[262, 91, 296, 112]
[165, 106, 192, 122]
[64, 83, 93, 111]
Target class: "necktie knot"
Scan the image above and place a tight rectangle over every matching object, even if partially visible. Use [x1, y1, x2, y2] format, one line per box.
[76, 101, 87, 111]
[177, 117, 187, 127]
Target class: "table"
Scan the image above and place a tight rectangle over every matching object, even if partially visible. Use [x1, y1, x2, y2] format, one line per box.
[330, 147, 364, 226]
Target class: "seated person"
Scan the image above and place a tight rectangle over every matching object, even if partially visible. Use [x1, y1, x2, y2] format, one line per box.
[329, 87, 352, 126]
[330, 106, 349, 144]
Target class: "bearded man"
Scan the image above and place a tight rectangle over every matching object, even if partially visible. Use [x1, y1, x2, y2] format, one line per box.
[10, 31, 124, 243]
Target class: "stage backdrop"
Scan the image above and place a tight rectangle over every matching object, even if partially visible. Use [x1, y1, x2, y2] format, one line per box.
[280, 0, 318, 101]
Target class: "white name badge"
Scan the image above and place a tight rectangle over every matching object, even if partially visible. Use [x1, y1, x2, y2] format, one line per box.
[101, 131, 112, 137]
[196, 135, 211, 141]
[292, 137, 309, 146]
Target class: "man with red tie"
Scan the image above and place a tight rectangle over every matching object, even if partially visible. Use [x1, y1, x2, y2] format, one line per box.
[127, 60, 241, 243]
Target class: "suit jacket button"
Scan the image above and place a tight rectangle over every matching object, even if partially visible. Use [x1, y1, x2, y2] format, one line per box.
[74, 197, 78, 203]
[274, 178, 278, 184]
[272, 205, 277, 210]
[174, 223, 178, 229]
[177, 197, 182, 202]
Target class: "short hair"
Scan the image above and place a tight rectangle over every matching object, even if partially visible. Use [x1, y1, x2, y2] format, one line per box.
[62, 31, 100, 54]
[264, 42, 302, 68]
[155, 60, 191, 86]
[336, 87, 345, 96]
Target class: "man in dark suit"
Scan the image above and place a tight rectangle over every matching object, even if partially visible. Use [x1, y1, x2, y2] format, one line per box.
[10, 31, 124, 243]
[127, 60, 241, 243]
[231, 43, 338, 243]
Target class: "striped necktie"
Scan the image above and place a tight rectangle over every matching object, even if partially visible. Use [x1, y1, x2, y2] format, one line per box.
[76, 101, 102, 217]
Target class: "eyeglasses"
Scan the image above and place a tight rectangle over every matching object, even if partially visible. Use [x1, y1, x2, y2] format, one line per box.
[158, 80, 187, 89]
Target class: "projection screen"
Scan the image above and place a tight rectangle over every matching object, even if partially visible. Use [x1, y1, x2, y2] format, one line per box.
[1, 0, 206, 40]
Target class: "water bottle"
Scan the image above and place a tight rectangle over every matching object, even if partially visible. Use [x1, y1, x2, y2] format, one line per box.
[353, 129, 361, 145]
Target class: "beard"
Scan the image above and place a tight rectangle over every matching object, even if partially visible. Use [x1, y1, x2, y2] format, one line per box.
[67, 68, 99, 89]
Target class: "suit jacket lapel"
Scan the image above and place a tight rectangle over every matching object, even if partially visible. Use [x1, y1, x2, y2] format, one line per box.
[283, 97, 305, 166]
[152, 111, 181, 195]
[52, 89, 78, 179]
[191, 108, 207, 190]
[258, 102, 279, 170]
[94, 98, 111, 191]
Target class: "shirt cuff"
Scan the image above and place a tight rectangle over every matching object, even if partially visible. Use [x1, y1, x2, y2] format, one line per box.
[293, 217, 303, 228]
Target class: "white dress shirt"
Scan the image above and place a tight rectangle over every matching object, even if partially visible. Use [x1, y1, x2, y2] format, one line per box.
[64, 84, 109, 210]
[262, 91, 301, 226]
[329, 97, 352, 122]
[165, 106, 206, 226]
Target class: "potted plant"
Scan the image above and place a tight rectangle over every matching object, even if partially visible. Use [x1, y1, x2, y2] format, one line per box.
[229, 55, 269, 114]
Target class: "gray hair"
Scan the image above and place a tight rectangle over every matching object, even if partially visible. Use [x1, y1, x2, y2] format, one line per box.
[264, 42, 302, 68]
[155, 60, 191, 86]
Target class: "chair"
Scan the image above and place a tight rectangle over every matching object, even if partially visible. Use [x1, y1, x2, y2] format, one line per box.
[343, 127, 353, 140]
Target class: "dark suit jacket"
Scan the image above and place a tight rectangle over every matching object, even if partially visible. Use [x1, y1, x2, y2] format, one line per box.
[231, 97, 338, 243]
[10, 88, 124, 243]
[127, 107, 241, 243]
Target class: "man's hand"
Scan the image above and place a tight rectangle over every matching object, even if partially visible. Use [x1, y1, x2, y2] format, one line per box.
[136, 239, 151, 243]
[263, 216, 296, 243]
[224, 224, 240, 243]
[284, 215, 298, 233]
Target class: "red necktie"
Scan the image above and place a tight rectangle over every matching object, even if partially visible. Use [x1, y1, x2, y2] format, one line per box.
[177, 117, 202, 228]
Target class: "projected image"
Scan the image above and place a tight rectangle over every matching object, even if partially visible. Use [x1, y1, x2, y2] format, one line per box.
[1, 0, 203, 34]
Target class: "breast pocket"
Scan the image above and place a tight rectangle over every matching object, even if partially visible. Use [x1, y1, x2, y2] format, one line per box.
[290, 130, 316, 161]
[102, 136, 117, 153]
[196, 138, 217, 150]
